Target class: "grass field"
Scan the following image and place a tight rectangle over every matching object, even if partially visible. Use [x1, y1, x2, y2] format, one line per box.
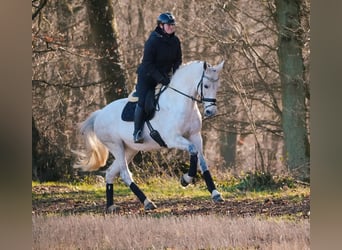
[32, 176, 310, 249]
[33, 214, 309, 249]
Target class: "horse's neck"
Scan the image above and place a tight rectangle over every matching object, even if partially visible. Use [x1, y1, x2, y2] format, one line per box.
[159, 62, 203, 114]
[168, 64, 201, 101]
[160, 88, 193, 111]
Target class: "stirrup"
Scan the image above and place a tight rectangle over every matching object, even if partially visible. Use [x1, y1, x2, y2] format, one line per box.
[134, 130, 144, 143]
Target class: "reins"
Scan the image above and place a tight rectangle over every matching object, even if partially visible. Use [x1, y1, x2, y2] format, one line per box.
[165, 69, 219, 105]
[166, 85, 202, 103]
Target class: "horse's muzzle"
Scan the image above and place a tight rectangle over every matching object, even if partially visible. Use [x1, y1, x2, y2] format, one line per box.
[204, 105, 217, 117]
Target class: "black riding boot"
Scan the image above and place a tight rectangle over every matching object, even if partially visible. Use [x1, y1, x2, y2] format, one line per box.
[133, 105, 145, 143]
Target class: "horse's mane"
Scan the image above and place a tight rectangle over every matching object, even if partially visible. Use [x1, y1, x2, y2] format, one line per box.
[177, 60, 202, 71]
[172, 60, 203, 80]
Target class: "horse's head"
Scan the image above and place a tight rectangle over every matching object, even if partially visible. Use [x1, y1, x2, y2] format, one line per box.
[199, 61, 224, 118]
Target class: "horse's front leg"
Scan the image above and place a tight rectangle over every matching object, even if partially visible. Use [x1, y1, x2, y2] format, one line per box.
[179, 134, 224, 203]
[198, 154, 224, 202]
[180, 143, 199, 186]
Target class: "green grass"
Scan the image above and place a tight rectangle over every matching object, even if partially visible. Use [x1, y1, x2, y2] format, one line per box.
[139, 177, 211, 200]
[32, 175, 309, 204]
[32, 180, 130, 205]
[32, 178, 210, 203]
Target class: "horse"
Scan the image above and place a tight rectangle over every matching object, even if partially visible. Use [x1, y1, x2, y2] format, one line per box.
[73, 60, 225, 212]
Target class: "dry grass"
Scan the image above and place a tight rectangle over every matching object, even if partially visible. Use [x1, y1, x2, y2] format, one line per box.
[33, 214, 309, 249]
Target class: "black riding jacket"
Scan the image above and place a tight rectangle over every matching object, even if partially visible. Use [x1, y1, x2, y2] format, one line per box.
[137, 26, 182, 83]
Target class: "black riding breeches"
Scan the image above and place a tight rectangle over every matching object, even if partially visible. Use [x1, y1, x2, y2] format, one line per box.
[136, 74, 157, 108]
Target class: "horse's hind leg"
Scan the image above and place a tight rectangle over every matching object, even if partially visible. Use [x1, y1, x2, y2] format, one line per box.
[105, 143, 130, 212]
[124, 148, 157, 210]
[105, 158, 121, 212]
[105, 145, 156, 212]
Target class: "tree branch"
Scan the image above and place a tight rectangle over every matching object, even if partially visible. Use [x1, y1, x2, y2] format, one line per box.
[32, 79, 109, 89]
[32, 0, 48, 20]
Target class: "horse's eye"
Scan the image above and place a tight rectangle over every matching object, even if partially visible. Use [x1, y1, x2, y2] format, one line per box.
[204, 85, 209, 89]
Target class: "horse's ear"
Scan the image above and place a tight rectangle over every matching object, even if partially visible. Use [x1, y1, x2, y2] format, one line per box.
[215, 61, 225, 72]
[203, 61, 207, 70]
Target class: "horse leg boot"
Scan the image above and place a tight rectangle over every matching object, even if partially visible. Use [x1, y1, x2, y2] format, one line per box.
[106, 183, 113, 207]
[120, 163, 156, 211]
[181, 154, 198, 187]
[133, 105, 145, 143]
[130, 182, 157, 210]
[202, 170, 224, 202]
[106, 183, 118, 213]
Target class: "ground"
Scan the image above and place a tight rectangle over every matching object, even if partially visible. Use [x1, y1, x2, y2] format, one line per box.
[32, 183, 310, 219]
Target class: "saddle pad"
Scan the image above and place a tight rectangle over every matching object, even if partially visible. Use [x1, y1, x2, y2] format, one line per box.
[127, 84, 162, 102]
[121, 101, 136, 122]
[122, 84, 162, 122]
[128, 90, 139, 102]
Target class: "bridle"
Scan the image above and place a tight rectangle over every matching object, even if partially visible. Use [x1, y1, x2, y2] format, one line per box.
[166, 68, 219, 107]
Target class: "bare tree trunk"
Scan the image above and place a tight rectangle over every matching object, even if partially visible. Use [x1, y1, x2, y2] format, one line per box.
[86, 0, 127, 102]
[275, 0, 310, 180]
[32, 116, 40, 181]
[220, 132, 237, 169]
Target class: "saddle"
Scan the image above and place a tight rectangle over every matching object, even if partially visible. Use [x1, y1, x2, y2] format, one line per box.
[121, 84, 167, 148]
[121, 84, 163, 122]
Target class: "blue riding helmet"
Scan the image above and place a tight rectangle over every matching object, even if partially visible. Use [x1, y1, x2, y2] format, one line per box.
[157, 12, 176, 25]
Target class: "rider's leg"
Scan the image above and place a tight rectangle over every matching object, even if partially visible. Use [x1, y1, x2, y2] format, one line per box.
[133, 74, 151, 143]
[133, 104, 146, 143]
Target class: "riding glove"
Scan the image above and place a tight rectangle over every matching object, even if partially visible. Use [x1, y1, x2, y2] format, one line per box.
[160, 76, 170, 86]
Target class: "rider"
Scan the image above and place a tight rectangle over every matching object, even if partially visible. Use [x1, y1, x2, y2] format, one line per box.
[133, 12, 182, 143]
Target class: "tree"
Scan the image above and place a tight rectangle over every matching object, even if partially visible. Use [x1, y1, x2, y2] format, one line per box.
[86, 0, 127, 102]
[32, 0, 127, 180]
[275, 0, 310, 180]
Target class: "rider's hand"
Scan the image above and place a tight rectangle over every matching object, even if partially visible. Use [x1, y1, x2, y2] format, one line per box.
[160, 76, 170, 86]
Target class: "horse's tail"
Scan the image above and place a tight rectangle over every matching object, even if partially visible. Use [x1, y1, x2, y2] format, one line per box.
[73, 110, 109, 172]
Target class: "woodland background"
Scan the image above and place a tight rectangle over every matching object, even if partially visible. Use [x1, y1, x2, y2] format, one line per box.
[32, 0, 310, 182]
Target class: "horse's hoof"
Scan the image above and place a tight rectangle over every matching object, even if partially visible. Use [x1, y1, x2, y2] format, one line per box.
[212, 194, 224, 203]
[180, 175, 190, 187]
[144, 201, 157, 211]
[106, 205, 120, 213]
